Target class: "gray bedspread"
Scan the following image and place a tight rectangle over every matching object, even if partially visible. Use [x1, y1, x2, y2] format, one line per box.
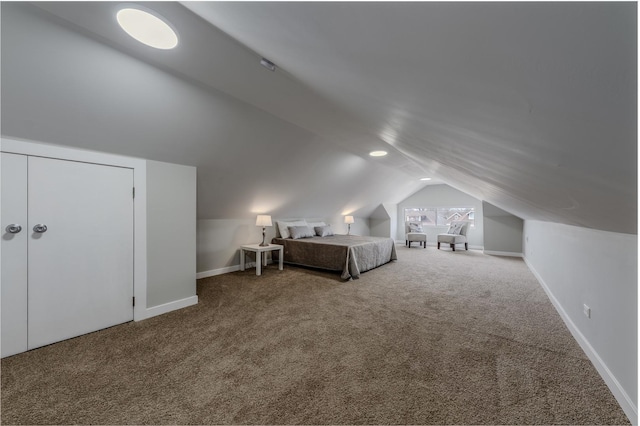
[271, 235, 397, 280]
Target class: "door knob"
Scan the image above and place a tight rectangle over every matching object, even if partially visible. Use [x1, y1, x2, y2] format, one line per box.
[5, 224, 22, 234]
[33, 224, 48, 233]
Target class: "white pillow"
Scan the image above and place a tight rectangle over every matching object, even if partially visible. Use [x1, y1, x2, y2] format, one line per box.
[277, 220, 308, 239]
[288, 225, 315, 239]
[315, 225, 334, 237]
[307, 221, 327, 229]
[408, 222, 423, 232]
[447, 222, 465, 235]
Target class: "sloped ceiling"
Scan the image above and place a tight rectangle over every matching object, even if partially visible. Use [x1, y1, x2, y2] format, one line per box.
[2, 2, 636, 233]
[184, 1, 637, 234]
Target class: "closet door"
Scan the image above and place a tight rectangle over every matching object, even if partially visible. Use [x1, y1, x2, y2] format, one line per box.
[1, 153, 29, 357]
[27, 156, 134, 349]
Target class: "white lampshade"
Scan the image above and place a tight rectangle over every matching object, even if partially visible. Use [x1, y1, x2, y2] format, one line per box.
[256, 215, 272, 227]
[344, 215, 355, 224]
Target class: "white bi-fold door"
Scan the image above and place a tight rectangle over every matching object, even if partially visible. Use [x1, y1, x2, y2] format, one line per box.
[1, 153, 134, 357]
[1, 153, 29, 356]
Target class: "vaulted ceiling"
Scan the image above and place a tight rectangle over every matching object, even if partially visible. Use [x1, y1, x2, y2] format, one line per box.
[2, 2, 636, 233]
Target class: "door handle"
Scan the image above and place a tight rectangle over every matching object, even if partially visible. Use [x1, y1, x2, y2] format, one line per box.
[33, 224, 48, 233]
[5, 224, 22, 234]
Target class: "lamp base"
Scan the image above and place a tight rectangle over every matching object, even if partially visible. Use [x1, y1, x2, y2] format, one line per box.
[259, 228, 268, 246]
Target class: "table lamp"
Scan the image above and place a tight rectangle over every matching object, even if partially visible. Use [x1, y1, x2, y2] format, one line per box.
[344, 215, 354, 235]
[256, 215, 272, 246]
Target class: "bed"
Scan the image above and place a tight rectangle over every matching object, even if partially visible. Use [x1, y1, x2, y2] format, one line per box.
[271, 234, 397, 280]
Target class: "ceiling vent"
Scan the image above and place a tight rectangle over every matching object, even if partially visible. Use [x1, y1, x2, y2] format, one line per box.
[260, 58, 277, 72]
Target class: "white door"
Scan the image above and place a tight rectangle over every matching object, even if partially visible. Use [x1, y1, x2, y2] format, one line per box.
[1, 153, 29, 357]
[27, 156, 134, 349]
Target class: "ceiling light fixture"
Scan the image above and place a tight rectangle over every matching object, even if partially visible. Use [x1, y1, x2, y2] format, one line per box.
[116, 7, 178, 50]
[420, 177, 432, 181]
[369, 151, 388, 157]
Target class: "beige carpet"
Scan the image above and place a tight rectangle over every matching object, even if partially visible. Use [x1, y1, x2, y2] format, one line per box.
[1, 246, 629, 425]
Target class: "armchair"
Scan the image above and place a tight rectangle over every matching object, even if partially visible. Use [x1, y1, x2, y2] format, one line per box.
[437, 221, 469, 251]
[405, 222, 427, 248]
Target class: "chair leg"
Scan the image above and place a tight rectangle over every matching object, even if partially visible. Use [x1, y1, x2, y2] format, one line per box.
[406, 240, 408, 246]
[451, 243, 455, 251]
[437, 242, 440, 249]
[465, 243, 468, 250]
[423, 241, 426, 248]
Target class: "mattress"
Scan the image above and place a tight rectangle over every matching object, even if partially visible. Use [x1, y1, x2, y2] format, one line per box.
[271, 234, 397, 280]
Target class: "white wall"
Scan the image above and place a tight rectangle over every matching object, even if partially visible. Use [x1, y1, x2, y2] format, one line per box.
[146, 160, 197, 308]
[368, 203, 398, 239]
[384, 203, 398, 241]
[370, 219, 390, 238]
[523, 220, 637, 423]
[483, 201, 523, 255]
[319, 214, 369, 237]
[397, 184, 484, 247]
[197, 219, 255, 275]
[369, 204, 391, 238]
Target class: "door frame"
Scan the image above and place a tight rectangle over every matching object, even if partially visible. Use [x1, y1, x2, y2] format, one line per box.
[1, 137, 149, 321]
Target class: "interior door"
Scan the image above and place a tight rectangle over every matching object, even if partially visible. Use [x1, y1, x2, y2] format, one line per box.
[1, 153, 29, 357]
[27, 156, 134, 349]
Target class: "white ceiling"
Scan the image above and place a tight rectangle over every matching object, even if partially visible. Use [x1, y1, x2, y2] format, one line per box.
[3, 2, 636, 233]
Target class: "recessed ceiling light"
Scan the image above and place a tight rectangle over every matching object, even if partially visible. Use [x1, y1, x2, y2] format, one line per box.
[420, 177, 432, 181]
[369, 151, 388, 157]
[116, 8, 178, 50]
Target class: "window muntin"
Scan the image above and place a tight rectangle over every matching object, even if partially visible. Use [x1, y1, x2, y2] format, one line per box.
[405, 207, 475, 228]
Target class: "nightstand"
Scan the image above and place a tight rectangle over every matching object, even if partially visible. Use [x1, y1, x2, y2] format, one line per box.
[239, 244, 284, 276]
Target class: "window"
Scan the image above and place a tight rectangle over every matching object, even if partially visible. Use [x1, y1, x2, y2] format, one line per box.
[405, 207, 475, 228]
[405, 208, 436, 227]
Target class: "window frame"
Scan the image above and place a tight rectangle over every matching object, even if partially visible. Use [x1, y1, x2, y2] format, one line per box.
[404, 206, 475, 228]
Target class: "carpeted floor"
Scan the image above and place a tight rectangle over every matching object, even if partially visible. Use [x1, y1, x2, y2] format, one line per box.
[1, 246, 629, 425]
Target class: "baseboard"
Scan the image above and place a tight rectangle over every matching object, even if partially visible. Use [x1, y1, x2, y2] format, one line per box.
[483, 250, 523, 257]
[197, 260, 273, 279]
[523, 257, 637, 424]
[197, 265, 240, 279]
[138, 295, 199, 321]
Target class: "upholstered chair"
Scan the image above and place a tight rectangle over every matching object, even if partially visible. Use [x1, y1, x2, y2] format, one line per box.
[405, 222, 427, 248]
[437, 221, 469, 251]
